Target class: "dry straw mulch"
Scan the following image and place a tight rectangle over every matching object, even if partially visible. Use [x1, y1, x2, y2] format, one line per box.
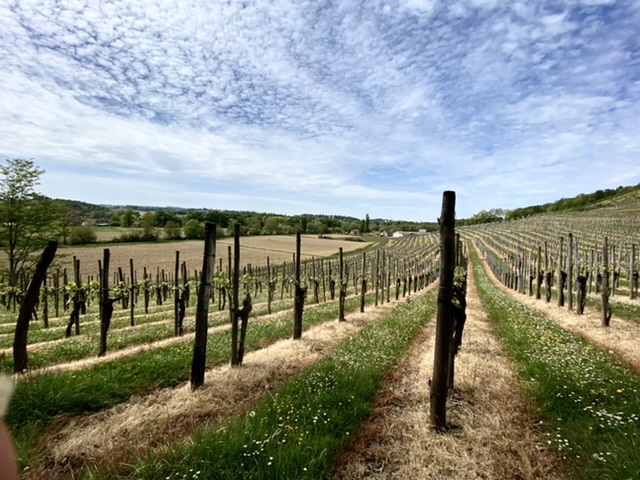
[334, 258, 566, 480]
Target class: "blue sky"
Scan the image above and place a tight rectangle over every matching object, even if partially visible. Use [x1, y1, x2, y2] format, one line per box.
[1, 0, 639, 221]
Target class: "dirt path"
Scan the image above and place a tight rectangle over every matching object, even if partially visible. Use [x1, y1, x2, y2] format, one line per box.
[334, 256, 566, 480]
[475, 246, 640, 374]
[29, 287, 433, 480]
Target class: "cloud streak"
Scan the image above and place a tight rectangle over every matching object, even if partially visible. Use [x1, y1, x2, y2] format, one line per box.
[1, 0, 639, 220]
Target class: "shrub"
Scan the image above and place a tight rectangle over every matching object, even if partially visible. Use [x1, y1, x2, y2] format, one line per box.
[69, 226, 97, 245]
[114, 229, 159, 243]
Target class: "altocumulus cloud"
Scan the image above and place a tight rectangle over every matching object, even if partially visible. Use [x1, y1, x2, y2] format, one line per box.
[1, 0, 639, 219]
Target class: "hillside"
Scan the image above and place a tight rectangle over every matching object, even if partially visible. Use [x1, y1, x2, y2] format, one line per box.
[506, 183, 640, 220]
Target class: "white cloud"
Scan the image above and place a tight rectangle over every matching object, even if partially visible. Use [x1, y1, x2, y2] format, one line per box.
[0, 0, 639, 220]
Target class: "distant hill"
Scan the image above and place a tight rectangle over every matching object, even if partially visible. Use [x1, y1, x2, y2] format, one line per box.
[506, 184, 640, 220]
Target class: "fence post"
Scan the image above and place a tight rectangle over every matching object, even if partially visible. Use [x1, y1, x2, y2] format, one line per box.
[430, 191, 456, 431]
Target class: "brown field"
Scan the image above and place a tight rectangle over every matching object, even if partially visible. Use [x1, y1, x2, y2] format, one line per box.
[54, 235, 371, 280]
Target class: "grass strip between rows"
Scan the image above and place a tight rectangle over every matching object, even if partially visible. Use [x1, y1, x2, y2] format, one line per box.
[111, 288, 438, 480]
[0, 298, 298, 368]
[472, 248, 640, 480]
[8, 290, 400, 467]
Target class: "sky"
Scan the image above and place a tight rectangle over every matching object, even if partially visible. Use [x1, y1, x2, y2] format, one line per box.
[1, 0, 639, 221]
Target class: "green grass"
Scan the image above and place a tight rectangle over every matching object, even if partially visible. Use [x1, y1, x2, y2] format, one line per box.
[472, 249, 640, 480]
[532, 285, 640, 326]
[106, 287, 438, 479]
[8, 289, 398, 469]
[0, 298, 316, 372]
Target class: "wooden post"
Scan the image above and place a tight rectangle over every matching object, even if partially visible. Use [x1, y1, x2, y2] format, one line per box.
[630, 244, 637, 300]
[98, 249, 111, 357]
[536, 245, 542, 299]
[557, 236, 564, 307]
[13, 241, 58, 373]
[267, 256, 272, 314]
[568, 233, 573, 311]
[191, 223, 216, 389]
[293, 232, 304, 339]
[430, 191, 455, 431]
[338, 247, 346, 321]
[602, 237, 611, 327]
[360, 252, 367, 313]
[129, 258, 135, 326]
[174, 251, 180, 336]
[231, 226, 240, 366]
[375, 250, 380, 306]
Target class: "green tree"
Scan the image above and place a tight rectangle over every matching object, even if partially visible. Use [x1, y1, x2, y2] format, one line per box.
[183, 219, 205, 239]
[164, 220, 183, 240]
[58, 203, 82, 245]
[140, 212, 158, 240]
[264, 216, 282, 234]
[0, 159, 57, 288]
[120, 208, 139, 228]
[70, 225, 97, 245]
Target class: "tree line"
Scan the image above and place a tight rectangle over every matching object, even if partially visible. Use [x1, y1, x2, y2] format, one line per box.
[0, 158, 439, 289]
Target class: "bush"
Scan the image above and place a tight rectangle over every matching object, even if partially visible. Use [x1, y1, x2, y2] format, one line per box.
[183, 219, 204, 240]
[69, 226, 97, 245]
[164, 221, 183, 240]
[114, 229, 159, 243]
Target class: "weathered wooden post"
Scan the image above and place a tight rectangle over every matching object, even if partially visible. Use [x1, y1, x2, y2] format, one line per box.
[536, 245, 542, 299]
[557, 236, 565, 307]
[191, 223, 216, 389]
[13, 241, 58, 373]
[568, 233, 573, 311]
[129, 258, 135, 326]
[430, 191, 455, 431]
[630, 244, 637, 300]
[98, 249, 111, 357]
[339, 247, 346, 321]
[360, 251, 367, 313]
[293, 232, 305, 339]
[602, 237, 611, 327]
[174, 251, 180, 336]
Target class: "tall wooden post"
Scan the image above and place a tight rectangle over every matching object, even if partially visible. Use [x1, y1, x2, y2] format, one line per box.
[629, 244, 637, 300]
[191, 223, 216, 389]
[568, 233, 573, 311]
[339, 248, 346, 321]
[430, 191, 455, 431]
[13, 241, 58, 373]
[129, 258, 135, 326]
[98, 249, 111, 357]
[231, 226, 240, 366]
[293, 232, 304, 339]
[602, 237, 611, 327]
[557, 236, 564, 307]
[360, 252, 367, 313]
[174, 251, 180, 336]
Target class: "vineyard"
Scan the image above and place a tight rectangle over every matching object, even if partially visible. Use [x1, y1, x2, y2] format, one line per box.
[3, 192, 640, 479]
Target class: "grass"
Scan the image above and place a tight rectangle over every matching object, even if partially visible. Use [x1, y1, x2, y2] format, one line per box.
[472, 248, 640, 480]
[8, 290, 391, 469]
[0, 297, 325, 372]
[106, 287, 438, 479]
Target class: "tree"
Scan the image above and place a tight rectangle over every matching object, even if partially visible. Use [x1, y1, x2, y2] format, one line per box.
[184, 219, 205, 239]
[164, 220, 183, 240]
[70, 225, 97, 245]
[140, 212, 157, 239]
[0, 159, 57, 289]
[120, 208, 139, 228]
[58, 204, 82, 245]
